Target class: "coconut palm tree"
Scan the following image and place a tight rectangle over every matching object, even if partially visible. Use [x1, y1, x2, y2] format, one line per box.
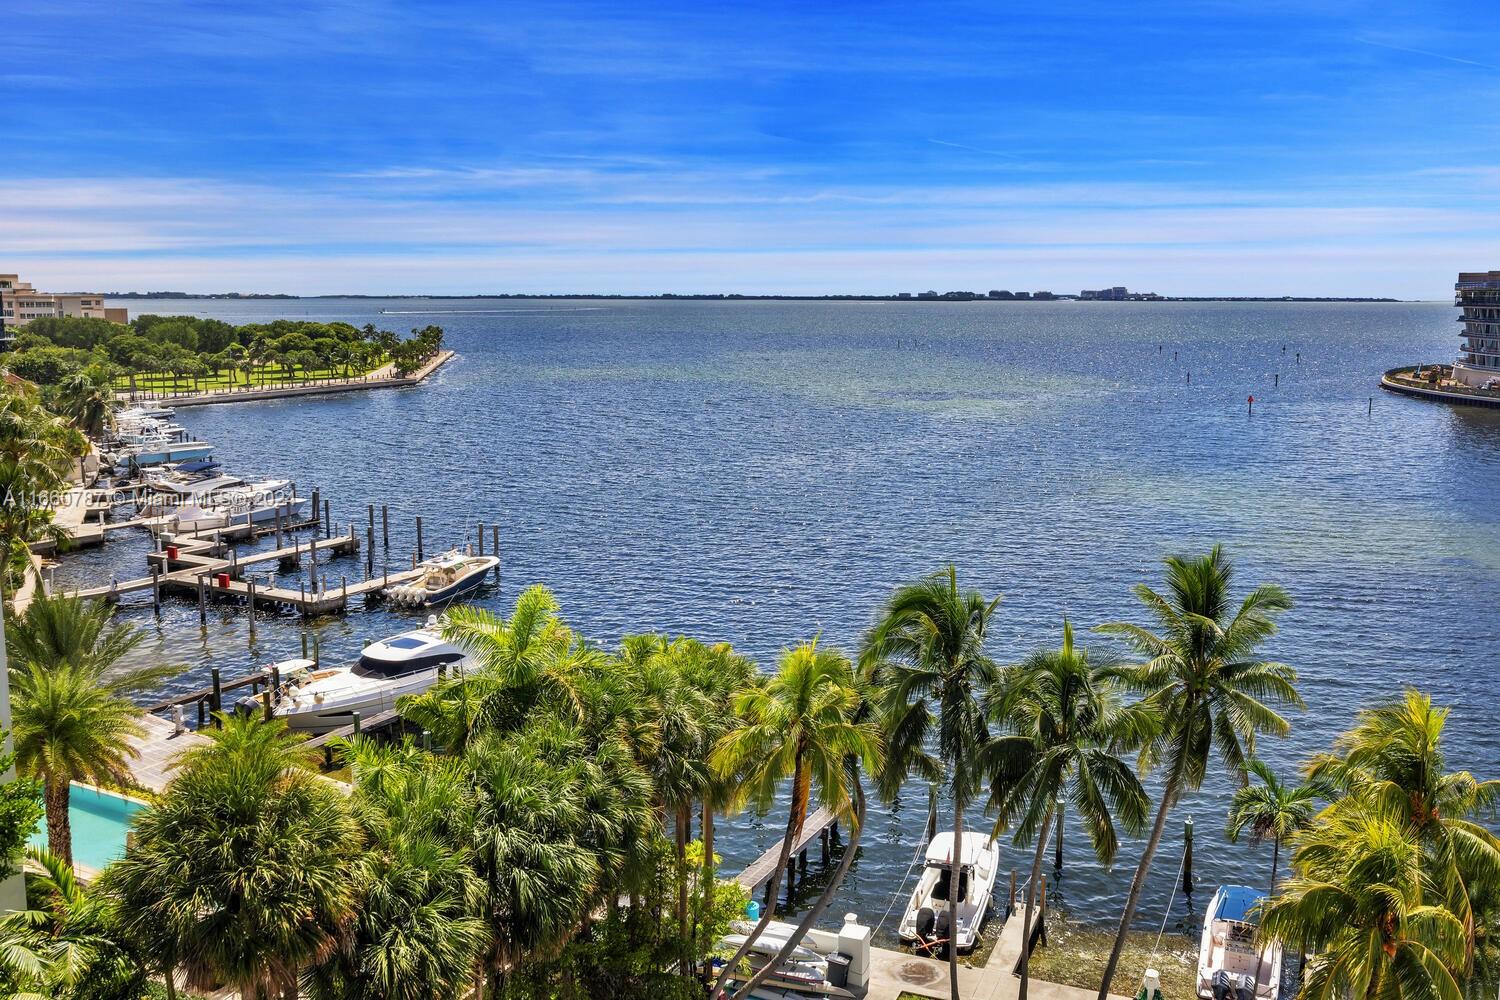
[5, 592, 180, 866]
[106, 715, 362, 1000]
[303, 739, 489, 1000]
[1226, 758, 1319, 896]
[861, 566, 1001, 1000]
[401, 585, 596, 749]
[982, 621, 1153, 1000]
[1305, 690, 1500, 967]
[1092, 545, 1302, 1000]
[1260, 809, 1467, 1000]
[0, 384, 83, 572]
[709, 640, 880, 1000]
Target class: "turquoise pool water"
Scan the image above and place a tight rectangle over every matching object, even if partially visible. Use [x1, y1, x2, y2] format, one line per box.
[28, 785, 146, 871]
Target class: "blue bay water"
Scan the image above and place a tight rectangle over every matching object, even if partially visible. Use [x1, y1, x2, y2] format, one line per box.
[63, 297, 1500, 942]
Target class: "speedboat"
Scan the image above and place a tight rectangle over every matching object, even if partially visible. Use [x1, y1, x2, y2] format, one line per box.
[246, 620, 470, 732]
[384, 549, 499, 607]
[897, 831, 1000, 955]
[1197, 885, 1282, 1000]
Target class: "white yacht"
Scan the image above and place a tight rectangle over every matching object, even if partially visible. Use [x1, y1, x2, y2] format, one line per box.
[250, 621, 469, 732]
[385, 549, 499, 607]
[897, 831, 1000, 955]
[1198, 885, 1281, 1000]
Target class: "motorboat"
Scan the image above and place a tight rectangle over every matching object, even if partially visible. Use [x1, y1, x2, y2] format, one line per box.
[897, 831, 1000, 955]
[384, 549, 499, 607]
[1197, 885, 1282, 1000]
[136, 474, 246, 516]
[158, 493, 306, 534]
[108, 439, 214, 470]
[246, 620, 470, 732]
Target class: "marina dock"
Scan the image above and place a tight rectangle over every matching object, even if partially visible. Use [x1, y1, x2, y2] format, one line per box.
[63, 525, 424, 616]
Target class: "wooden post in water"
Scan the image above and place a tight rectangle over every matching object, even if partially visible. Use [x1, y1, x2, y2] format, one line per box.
[492, 525, 500, 583]
[247, 579, 257, 640]
[1055, 798, 1064, 870]
[352, 710, 361, 735]
[210, 667, 223, 725]
[151, 566, 161, 613]
[381, 504, 389, 548]
[366, 522, 374, 574]
[368, 504, 375, 543]
[301, 632, 308, 659]
[312, 633, 320, 667]
[262, 689, 273, 722]
[310, 488, 320, 529]
[323, 499, 330, 539]
[415, 516, 424, 561]
[197, 574, 207, 624]
[1182, 816, 1194, 894]
[477, 522, 485, 555]
[1009, 869, 1017, 916]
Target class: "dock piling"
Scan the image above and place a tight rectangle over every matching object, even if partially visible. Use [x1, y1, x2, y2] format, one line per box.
[151, 566, 161, 613]
[210, 668, 223, 726]
[247, 578, 257, 639]
[352, 710, 361, 735]
[323, 499, 330, 539]
[415, 516, 424, 561]
[197, 574, 206, 624]
[478, 522, 485, 555]
[492, 525, 500, 582]
[381, 504, 389, 548]
[1183, 816, 1194, 894]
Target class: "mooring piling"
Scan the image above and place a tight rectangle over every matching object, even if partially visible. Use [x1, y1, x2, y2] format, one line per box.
[415, 516, 424, 561]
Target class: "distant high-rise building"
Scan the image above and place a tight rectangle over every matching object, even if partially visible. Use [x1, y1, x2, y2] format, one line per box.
[1455, 271, 1500, 387]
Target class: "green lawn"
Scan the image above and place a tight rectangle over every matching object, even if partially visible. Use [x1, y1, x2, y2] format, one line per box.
[113, 358, 388, 394]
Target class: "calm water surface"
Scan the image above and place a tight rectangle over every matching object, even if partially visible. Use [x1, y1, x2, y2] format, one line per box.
[66, 298, 1500, 943]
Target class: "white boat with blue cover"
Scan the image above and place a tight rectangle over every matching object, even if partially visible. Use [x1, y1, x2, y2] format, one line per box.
[1197, 885, 1282, 1000]
[385, 549, 499, 607]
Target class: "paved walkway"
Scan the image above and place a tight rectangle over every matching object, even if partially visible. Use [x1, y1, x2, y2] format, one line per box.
[864, 903, 1131, 1000]
[126, 713, 211, 793]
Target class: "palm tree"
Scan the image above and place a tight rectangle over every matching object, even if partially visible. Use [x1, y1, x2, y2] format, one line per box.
[401, 585, 595, 749]
[1092, 545, 1302, 1000]
[104, 715, 362, 1000]
[709, 640, 880, 1000]
[982, 621, 1153, 1000]
[55, 367, 117, 439]
[5, 592, 179, 866]
[463, 726, 602, 996]
[1260, 809, 1467, 1000]
[1305, 690, 1500, 967]
[303, 739, 489, 1000]
[0, 847, 146, 999]
[861, 566, 1001, 1000]
[1226, 759, 1318, 896]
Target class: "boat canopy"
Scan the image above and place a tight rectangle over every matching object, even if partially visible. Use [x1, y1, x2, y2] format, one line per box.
[1214, 885, 1266, 925]
[924, 831, 992, 868]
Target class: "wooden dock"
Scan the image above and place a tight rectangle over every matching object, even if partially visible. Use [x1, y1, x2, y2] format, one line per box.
[62, 525, 421, 616]
[737, 805, 841, 905]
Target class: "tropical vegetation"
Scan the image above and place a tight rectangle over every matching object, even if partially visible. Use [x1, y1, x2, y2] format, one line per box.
[0, 550, 1493, 1000]
[3, 314, 445, 391]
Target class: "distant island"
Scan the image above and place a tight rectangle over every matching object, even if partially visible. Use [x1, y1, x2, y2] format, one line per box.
[104, 291, 1404, 303]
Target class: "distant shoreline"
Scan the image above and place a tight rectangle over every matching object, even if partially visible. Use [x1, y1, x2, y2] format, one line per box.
[104, 292, 1407, 303]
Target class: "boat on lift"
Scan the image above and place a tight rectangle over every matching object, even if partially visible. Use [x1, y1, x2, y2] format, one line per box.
[897, 831, 1001, 955]
[245, 619, 470, 732]
[1197, 885, 1282, 1000]
[384, 549, 499, 607]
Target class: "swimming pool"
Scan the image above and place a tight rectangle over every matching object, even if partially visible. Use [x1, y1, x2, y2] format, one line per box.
[28, 785, 147, 872]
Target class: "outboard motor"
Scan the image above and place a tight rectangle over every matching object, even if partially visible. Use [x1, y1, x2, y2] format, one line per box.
[933, 910, 952, 959]
[914, 907, 936, 955]
[1212, 970, 1255, 1000]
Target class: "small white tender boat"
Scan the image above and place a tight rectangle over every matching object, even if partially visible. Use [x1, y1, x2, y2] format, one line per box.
[716, 925, 856, 999]
[385, 549, 499, 607]
[250, 620, 469, 732]
[1197, 885, 1282, 1000]
[897, 831, 1000, 955]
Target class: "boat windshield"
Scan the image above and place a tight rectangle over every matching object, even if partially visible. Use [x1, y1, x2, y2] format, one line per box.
[932, 868, 970, 903]
[353, 650, 464, 679]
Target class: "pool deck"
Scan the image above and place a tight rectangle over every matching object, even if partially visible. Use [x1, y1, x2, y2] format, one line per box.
[128, 713, 211, 793]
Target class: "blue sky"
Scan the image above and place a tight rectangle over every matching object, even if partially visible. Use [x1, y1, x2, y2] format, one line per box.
[5, 0, 1500, 296]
